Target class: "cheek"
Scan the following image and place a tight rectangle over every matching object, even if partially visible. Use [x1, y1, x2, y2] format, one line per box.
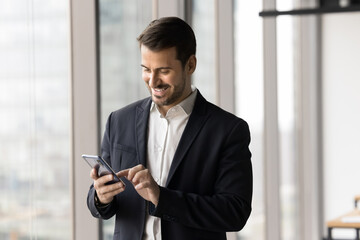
[142, 72, 149, 83]
[164, 74, 179, 86]
[171, 75, 185, 87]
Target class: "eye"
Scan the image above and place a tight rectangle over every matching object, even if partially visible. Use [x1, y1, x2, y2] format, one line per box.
[142, 67, 151, 73]
[160, 69, 170, 74]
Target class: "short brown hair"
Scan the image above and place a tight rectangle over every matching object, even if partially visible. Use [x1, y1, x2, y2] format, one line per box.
[137, 17, 196, 68]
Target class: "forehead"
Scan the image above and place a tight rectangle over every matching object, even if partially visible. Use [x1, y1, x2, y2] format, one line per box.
[140, 45, 181, 68]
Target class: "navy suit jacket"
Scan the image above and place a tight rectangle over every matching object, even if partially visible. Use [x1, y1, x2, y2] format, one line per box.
[87, 91, 253, 240]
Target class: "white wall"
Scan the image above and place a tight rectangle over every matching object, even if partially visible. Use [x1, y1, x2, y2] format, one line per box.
[322, 12, 360, 238]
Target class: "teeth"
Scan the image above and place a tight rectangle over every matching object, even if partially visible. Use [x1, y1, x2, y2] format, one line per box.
[154, 88, 167, 92]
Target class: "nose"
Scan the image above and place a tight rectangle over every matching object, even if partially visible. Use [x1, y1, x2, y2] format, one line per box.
[148, 71, 159, 88]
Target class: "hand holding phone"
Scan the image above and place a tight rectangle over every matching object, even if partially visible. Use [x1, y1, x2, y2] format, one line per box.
[82, 154, 125, 186]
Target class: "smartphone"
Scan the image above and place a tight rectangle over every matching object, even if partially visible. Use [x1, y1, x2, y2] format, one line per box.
[82, 154, 125, 186]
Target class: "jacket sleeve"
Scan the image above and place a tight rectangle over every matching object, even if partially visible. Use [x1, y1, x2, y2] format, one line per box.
[87, 184, 118, 220]
[87, 112, 119, 220]
[149, 119, 253, 232]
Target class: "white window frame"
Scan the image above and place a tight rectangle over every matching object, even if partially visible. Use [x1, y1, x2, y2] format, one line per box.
[70, 0, 100, 239]
[262, 2, 281, 240]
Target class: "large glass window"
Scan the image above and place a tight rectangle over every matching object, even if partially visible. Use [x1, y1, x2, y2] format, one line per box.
[191, 0, 216, 103]
[99, 0, 151, 127]
[277, 15, 299, 240]
[98, 0, 152, 238]
[234, 0, 265, 239]
[0, 0, 71, 239]
[277, 0, 300, 238]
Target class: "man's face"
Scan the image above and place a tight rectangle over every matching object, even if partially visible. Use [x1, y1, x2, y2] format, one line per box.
[140, 45, 195, 115]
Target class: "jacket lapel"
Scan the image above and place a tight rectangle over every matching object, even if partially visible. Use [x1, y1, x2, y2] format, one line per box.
[166, 92, 209, 186]
[135, 98, 152, 167]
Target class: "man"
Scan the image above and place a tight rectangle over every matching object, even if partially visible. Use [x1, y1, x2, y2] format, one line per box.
[87, 16, 252, 240]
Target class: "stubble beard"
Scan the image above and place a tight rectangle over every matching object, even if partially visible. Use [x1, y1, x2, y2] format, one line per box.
[150, 75, 187, 107]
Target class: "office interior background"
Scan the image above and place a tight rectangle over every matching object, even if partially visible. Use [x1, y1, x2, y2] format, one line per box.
[1, 0, 359, 239]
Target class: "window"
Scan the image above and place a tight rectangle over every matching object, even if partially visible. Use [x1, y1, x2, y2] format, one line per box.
[277, 14, 300, 240]
[0, 0, 71, 239]
[99, 0, 152, 127]
[234, 0, 265, 239]
[190, 0, 216, 103]
[97, 0, 152, 238]
[276, 1, 301, 238]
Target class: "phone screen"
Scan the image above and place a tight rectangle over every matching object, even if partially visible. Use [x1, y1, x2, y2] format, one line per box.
[82, 154, 125, 185]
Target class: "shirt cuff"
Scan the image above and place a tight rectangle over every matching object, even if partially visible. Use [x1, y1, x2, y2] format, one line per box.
[94, 192, 111, 209]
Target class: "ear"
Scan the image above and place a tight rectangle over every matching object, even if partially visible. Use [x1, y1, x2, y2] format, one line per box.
[186, 55, 197, 74]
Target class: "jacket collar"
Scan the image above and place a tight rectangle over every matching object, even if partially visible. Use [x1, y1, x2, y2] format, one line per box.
[135, 97, 152, 167]
[166, 91, 209, 186]
[135, 91, 209, 185]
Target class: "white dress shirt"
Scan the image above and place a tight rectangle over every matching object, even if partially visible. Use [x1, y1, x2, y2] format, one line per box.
[143, 87, 197, 240]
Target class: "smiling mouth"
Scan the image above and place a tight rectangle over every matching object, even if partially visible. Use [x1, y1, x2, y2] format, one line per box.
[154, 87, 168, 92]
[152, 85, 169, 96]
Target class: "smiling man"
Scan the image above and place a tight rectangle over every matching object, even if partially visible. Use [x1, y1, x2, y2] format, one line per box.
[87, 17, 253, 240]
[140, 44, 195, 116]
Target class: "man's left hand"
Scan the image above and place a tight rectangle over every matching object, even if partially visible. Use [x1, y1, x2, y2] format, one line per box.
[117, 164, 160, 207]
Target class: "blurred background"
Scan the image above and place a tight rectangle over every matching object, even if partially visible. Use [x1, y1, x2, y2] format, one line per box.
[1, 0, 359, 239]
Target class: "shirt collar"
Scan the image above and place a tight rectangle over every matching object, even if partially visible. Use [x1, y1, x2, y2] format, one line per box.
[150, 85, 197, 116]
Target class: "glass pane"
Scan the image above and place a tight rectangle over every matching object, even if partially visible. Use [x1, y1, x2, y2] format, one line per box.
[99, 0, 152, 126]
[277, 15, 300, 240]
[191, 0, 216, 104]
[276, 0, 316, 11]
[277, 0, 296, 11]
[98, 0, 152, 238]
[234, 0, 265, 239]
[0, 0, 71, 239]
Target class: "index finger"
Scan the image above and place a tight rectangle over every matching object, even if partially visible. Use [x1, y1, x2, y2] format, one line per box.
[115, 165, 144, 181]
[116, 169, 129, 179]
[126, 164, 146, 182]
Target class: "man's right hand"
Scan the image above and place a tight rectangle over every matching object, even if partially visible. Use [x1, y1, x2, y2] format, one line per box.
[90, 168, 126, 205]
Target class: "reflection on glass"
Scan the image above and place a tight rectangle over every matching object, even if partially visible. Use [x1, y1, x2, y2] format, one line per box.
[191, 0, 216, 104]
[0, 0, 70, 239]
[277, 15, 300, 240]
[99, 0, 152, 127]
[98, 0, 152, 238]
[277, 0, 295, 11]
[234, 0, 265, 239]
[277, 0, 316, 11]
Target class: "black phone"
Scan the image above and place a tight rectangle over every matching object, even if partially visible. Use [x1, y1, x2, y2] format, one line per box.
[82, 154, 125, 186]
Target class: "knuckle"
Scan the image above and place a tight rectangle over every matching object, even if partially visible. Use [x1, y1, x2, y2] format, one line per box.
[97, 188, 103, 195]
[106, 174, 113, 182]
[128, 169, 134, 179]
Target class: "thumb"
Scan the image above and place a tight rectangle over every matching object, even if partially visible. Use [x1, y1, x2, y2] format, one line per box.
[90, 168, 99, 180]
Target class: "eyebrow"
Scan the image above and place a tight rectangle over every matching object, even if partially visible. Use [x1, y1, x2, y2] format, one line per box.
[141, 64, 172, 71]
